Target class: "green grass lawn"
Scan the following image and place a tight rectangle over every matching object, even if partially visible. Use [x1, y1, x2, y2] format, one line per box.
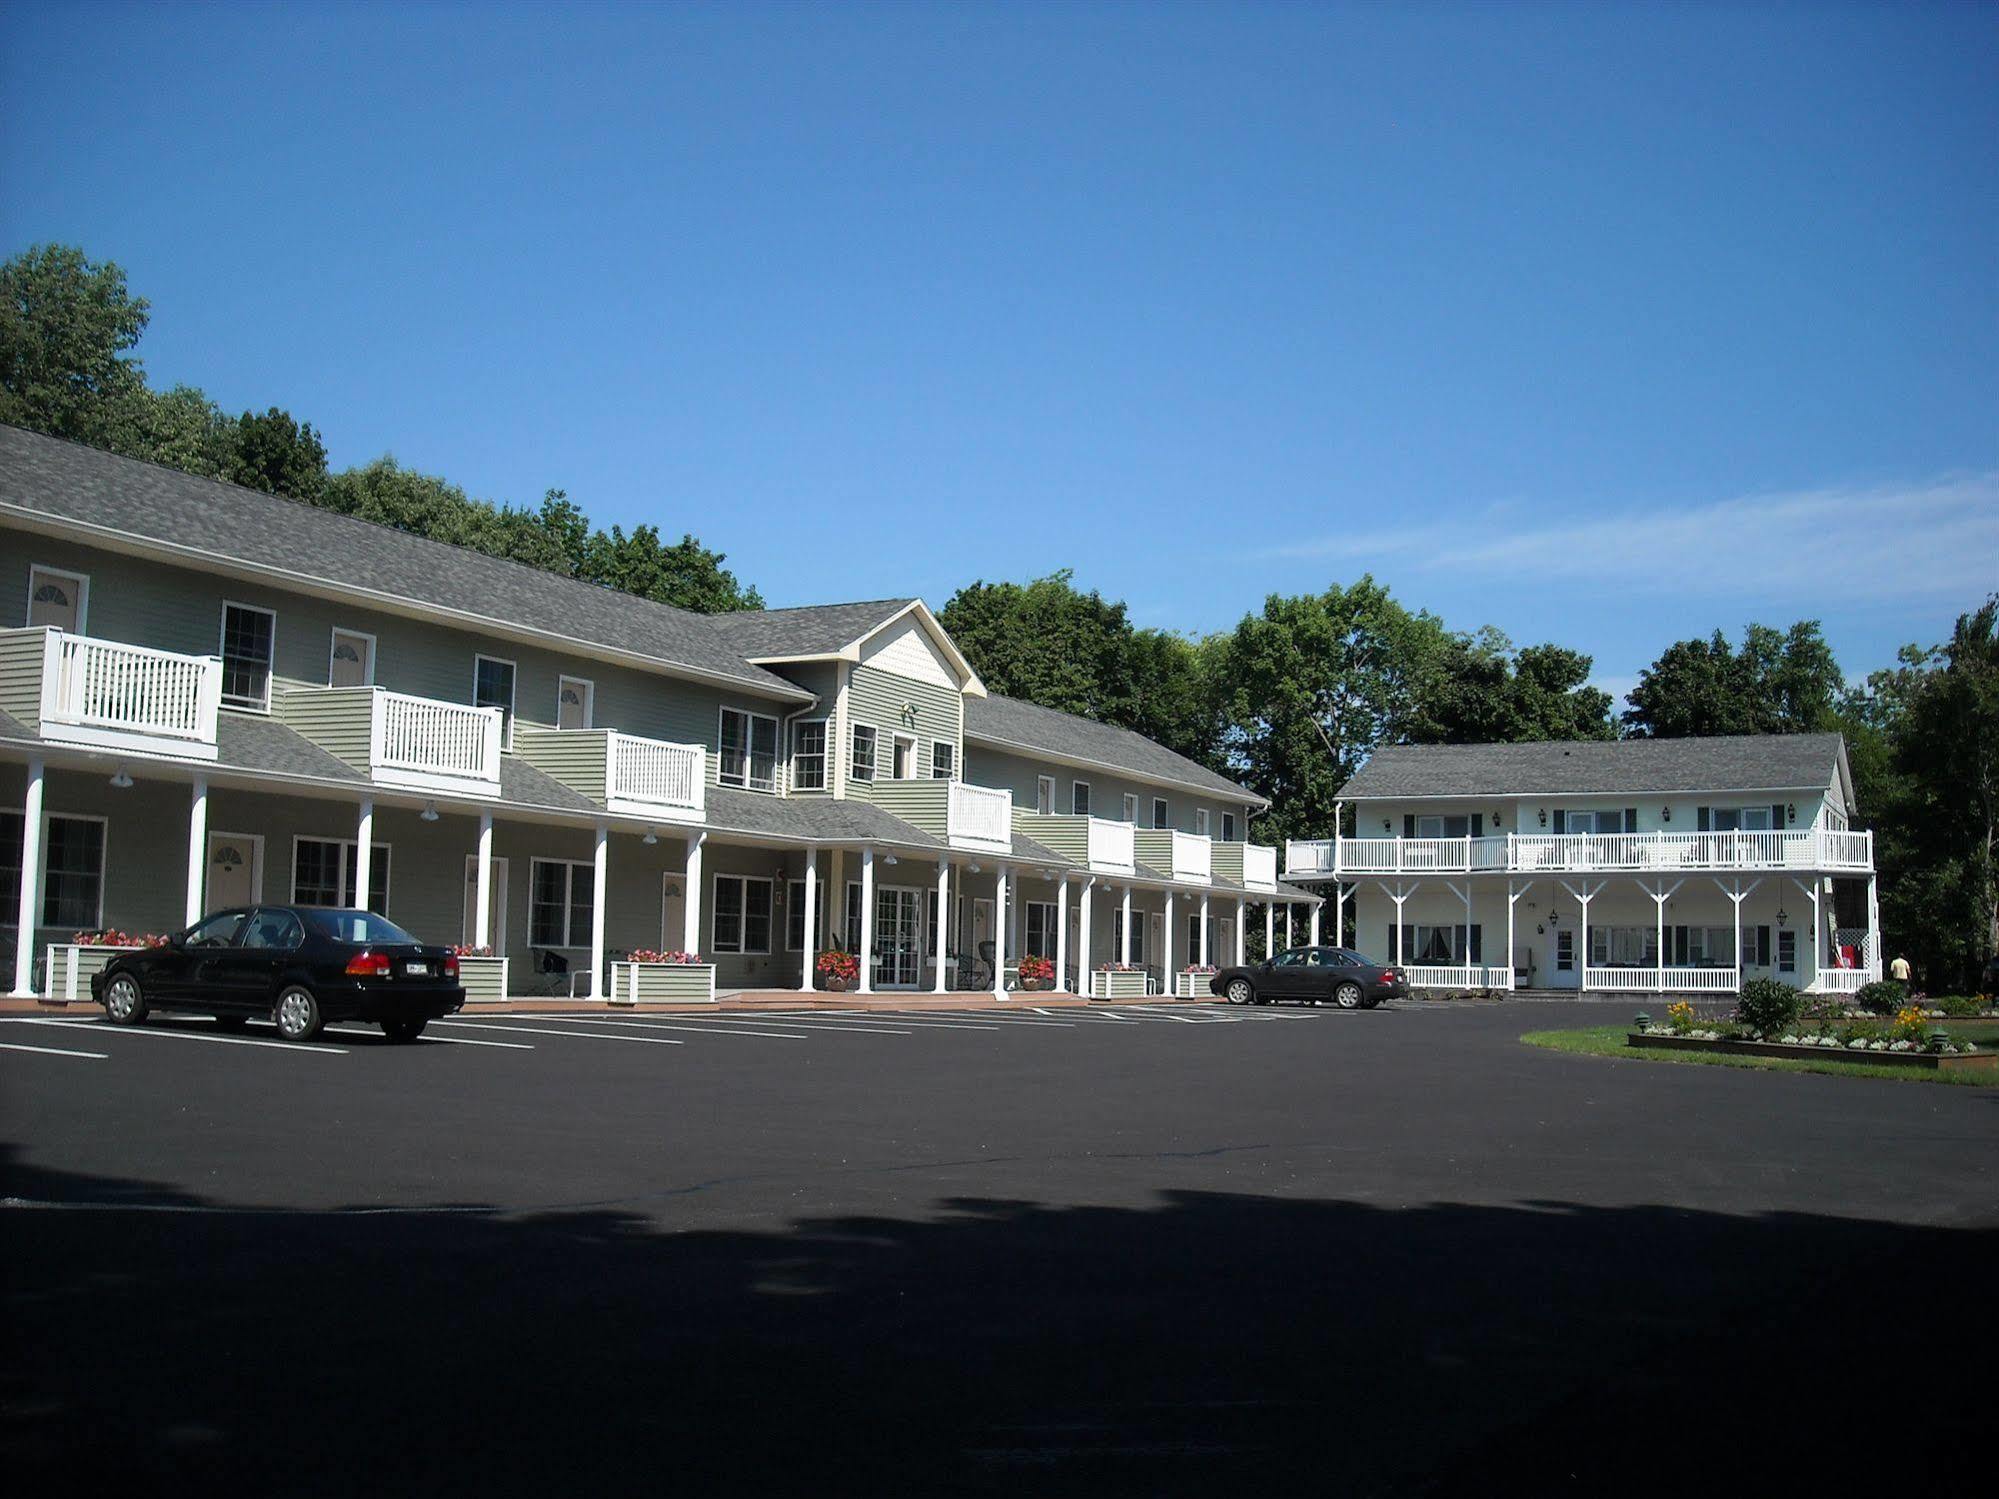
[1520, 1026, 1999, 1086]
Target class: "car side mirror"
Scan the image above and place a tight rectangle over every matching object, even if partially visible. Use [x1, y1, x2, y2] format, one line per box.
[168, 929, 187, 948]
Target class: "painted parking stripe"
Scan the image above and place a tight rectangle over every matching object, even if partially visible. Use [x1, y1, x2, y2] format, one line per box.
[667, 1015, 918, 1035]
[522, 1016, 811, 1040]
[323, 1026, 536, 1050]
[432, 1019, 683, 1045]
[0, 1040, 109, 1059]
[21, 1019, 346, 1055]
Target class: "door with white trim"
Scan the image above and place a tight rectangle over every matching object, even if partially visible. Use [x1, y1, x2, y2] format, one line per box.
[874, 886, 922, 987]
[205, 832, 263, 913]
[461, 855, 509, 953]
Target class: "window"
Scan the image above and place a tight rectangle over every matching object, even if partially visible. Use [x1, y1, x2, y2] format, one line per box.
[1071, 781, 1091, 816]
[1152, 798, 1169, 829]
[931, 742, 955, 780]
[26, 564, 87, 631]
[293, 838, 390, 912]
[1712, 806, 1774, 832]
[1778, 929, 1797, 973]
[220, 602, 275, 709]
[1122, 793, 1138, 824]
[713, 875, 773, 954]
[1667, 926, 1735, 966]
[529, 858, 594, 947]
[1024, 901, 1056, 958]
[1748, 926, 1772, 967]
[792, 720, 828, 791]
[1222, 812, 1237, 842]
[720, 708, 778, 791]
[185, 910, 246, 948]
[0, 810, 19, 924]
[1414, 815, 1474, 838]
[892, 733, 917, 779]
[475, 656, 516, 748]
[557, 676, 594, 730]
[1555, 930, 1575, 971]
[328, 628, 375, 688]
[787, 880, 808, 950]
[1113, 909, 1146, 965]
[241, 909, 304, 950]
[1397, 924, 1485, 964]
[844, 882, 863, 951]
[1587, 927, 1652, 967]
[850, 725, 877, 783]
[1194, 809, 1209, 837]
[1557, 809, 1629, 835]
[1036, 776, 1055, 815]
[41, 815, 106, 928]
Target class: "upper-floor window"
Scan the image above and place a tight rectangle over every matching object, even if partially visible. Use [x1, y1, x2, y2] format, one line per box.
[474, 655, 516, 749]
[1414, 814, 1474, 838]
[1554, 809, 1630, 835]
[719, 708, 778, 792]
[1072, 781, 1091, 816]
[220, 602, 276, 710]
[1036, 776, 1054, 815]
[328, 628, 375, 688]
[1711, 806, 1774, 831]
[1122, 793, 1138, 823]
[851, 724, 878, 783]
[1222, 812, 1237, 842]
[931, 742, 955, 779]
[1194, 808, 1209, 836]
[1152, 797, 1169, 829]
[793, 720, 828, 791]
[26, 564, 87, 632]
[557, 675, 594, 730]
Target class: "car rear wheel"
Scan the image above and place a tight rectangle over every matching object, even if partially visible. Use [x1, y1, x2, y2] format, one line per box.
[103, 973, 147, 1025]
[273, 985, 323, 1043]
[380, 1018, 427, 1043]
[1224, 978, 1255, 1005]
[1333, 981, 1364, 1009]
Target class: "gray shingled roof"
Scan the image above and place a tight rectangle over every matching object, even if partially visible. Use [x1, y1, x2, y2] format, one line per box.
[1338, 734, 1850, 801]
[0, 425, 806, 701]
[705, 599, 916, 658]
[964, 693, 1262, 804]
[217, 713, 367, 783]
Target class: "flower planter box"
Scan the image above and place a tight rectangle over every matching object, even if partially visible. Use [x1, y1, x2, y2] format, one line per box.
[608, 961, 716, 1005]
[456, 955, 510, 1003]
[1627, 1031, 1994, 1073]
[1175, 972, 1217, 997]
[1091, 970, 1150, 1000]
[42, 943, 131, 1001]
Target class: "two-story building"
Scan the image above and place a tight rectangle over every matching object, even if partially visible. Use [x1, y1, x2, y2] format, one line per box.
[1282, 736, 1879, 997]
[1, 425, 1319, 1001]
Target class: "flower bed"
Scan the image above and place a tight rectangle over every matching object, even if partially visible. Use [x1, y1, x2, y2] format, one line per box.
[1627, 1030, 1993, 1074]
[609, 953, 714, 1004]
[1092, 966, 1149, 1000]
[44, 932, 168, 1001]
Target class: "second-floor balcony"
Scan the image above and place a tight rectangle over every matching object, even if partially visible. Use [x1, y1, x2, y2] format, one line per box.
[862, 777, 1015, 853]
[514, 726, 706, 822]
[279, 685, 502, 798]
[1013, 810, 1136, 875]
[1286, 829, 1875, 879]
[1135, 827, 1212, 884]
[0, 626, 223, 761]
[1211, 839, 1277, 892]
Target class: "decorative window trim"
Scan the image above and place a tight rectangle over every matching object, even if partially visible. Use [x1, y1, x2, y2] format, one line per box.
[26, 563, 90, 633]
[851, 724, 878, 784]
[327, 626, 377, 688]
[556, 674, 595, 730]
[474, 654, 518, 750]
[791, 718, 829, 792]
[931, 741, 956, 780]
[528, 856, 594, 948]
[718, 706, 780, 792]
[218, 600, 277, 711]
[712, 873, 774, 955]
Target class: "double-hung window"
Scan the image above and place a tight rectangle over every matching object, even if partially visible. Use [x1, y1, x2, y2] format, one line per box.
[719, 708, 778, 791]
[220, 602, 275, 710]
[850, 725, 877, 783]
[474, 656, 516, 749]
[1071, 781, 1091, 816]
[529, 858, 593, 947]
[786, 880, 808, 950]
[33, 814, 107, 928]
[931, 742, 955, 779]
[1152, 797, 1169, 830]
[293, 837, 390, 913]
[1222, 812, 1237, 842]
[792, 720, 828, 791]
[1194, 808, 1209, 837]
[713, 875, 773, 954]
[1024, 901, 1056, 957]
[1036, 777, 1055, 815]
[1122, 793, 1138, 824]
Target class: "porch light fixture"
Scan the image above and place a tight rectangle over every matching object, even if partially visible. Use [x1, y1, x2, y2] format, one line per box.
[1660, 807, 1671, 823]
[108, 769, 133, 789]
[420, 801, 439, 823]
[1787, 803, 1797, 824]
[883, 854, 898, 867]
[1776, 906, 1788, 925]
[642, 829, 658, 845]
[1538, 809, 1547, 827]
[1383, 819, 1392, 833]
[966, 863, 981, 875]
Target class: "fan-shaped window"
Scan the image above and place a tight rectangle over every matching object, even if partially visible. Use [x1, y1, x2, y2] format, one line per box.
[33, 583, 71, 606]
[26, 566, 85, 631]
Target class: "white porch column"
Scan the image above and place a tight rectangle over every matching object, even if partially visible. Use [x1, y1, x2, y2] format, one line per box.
[1163, 890, 1176, 993]
[933, 859, 951, 994]
[1506, 880, 1517, 989]
[1199, 893, 1211, 967]
[992, 864, 1008, 998]
[1865, 873, 1880, 979]
[1793, 875, 1822, 992]
[1309, 899, 1321, 946]
[184, 776, 209, 926]
[1119, 884, 1132, 965]
[683, 831, 705, 956]
[1235, 898, 1246, 965]
[1264, 900, 1275, 958]
[353, 799, 374, 911]
[1731, 878, 1743, 993]
[474, 809, 494, 950]
[11, 757, 44, 996]
[1054, 875, 1069, 994]
[857, 847, 875, 994]
[589, 821, 608, 999]
[799, 847, 819, 992]
[1077, 877, 1095, 995]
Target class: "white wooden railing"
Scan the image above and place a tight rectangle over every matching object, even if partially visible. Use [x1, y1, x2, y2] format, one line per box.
[1143, 828, 1211, 882]
[36, 630, 221, 748]
[1811, 968, 1870, 995]
[1404, 964, 1513, 991]
[609, 732, 704, 814]
[948, 781, 1014, 848]
[1582, 967, 1737, 993]
[1240, 842, 1277, 891]
[371, 690, 502, 782]
[1088, 817, 1136, 873]
[1286, 829, 1874, 877]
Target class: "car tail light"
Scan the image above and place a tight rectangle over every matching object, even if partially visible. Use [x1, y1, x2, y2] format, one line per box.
[1380, 969, 1399, 984]
[444, 954, 460, 980]
[345, 950, 392, 978]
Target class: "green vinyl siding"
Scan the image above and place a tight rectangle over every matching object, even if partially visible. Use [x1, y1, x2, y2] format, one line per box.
[844, 659, 961, 807]
[0, 627, 45, 723]
[1011, 810, 1089, 865]
[273, 685, 375, 769]
[512, 726, 609, 803]
[856, 778, 950, 839]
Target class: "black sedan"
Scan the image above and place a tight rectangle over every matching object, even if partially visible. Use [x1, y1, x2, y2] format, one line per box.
[91, 906, 465, 1043]
[1208, 946, 1408, 1009]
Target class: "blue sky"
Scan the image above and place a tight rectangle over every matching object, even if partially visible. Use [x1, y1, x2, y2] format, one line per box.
[3, 1, 1994, 702]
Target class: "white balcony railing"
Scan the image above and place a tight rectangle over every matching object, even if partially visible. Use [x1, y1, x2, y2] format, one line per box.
[370, 690, 502, 788]
[21, 628, 222, 759]
[608, 732, 705, 818]
[1285, 829, 1874, 878]
[1240, 841, 1277, 891]
[948, 780, 1014, 849]
[1139, 828, 1211, 882]
[1088, 816, 1136, 874]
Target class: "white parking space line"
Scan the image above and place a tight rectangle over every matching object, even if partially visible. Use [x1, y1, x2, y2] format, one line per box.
[18, 1019, 347, 1055]
[433, 1019, 683, 1045]
[0, 1040, 108, 1059]
[673, 1015, 917, 1036]
[522, 1016, 810, 1040]
[322, 1027, 536, 1049]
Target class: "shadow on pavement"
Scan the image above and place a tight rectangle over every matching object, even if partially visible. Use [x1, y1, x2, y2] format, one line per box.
[3, 1150, 1987, 1496]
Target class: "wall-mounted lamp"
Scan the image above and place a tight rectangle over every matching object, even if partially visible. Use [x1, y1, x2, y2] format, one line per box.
[1537, 808, 1547, 828]
[1383, 819, 1392, 833]
[1787, 803, 1797, 824]
[420, 801, 439, 823]
[108, 769, 133, 789]
[1660, 806, 1671, 823]
[1492, 810, 1503, 826]
[1536, 923, 1545, 936]
[1776, 906, 1789, 925]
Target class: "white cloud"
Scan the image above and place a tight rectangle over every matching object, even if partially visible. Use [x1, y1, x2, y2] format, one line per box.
[1261, 474, 1999, 604]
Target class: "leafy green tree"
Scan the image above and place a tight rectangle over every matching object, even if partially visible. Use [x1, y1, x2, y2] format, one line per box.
[580, 522, 764, 613]
[0, 244, 151, 447]
[128, 384, 234, 478]
[1411, 629, 1614, 744]
[225, 407, 328, 501]
[1623, 620, 1843, 737]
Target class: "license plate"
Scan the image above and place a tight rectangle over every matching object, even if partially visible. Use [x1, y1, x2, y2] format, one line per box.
[404, 961, 428, 977]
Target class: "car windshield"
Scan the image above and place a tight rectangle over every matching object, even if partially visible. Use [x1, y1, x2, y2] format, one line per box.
[305, 909, 421, 946]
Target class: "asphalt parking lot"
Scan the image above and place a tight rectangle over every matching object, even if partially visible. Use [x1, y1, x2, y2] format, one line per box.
[5, 997, 1994, 1495]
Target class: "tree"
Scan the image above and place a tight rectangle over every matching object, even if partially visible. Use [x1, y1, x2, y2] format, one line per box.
[1410, 629, 1614, 744]
[127, 384, 234, 478]
[225, 406, 328, 501]
[580, 522, 764, 613]
[1623, 620, 1843, 737]
[0, 244, 151, 447]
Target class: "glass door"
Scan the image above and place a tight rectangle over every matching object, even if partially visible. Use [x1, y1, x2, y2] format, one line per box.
[874, 887, 922, 987]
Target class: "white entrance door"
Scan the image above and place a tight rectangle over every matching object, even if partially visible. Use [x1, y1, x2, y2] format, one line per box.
[205, 832, 262, 912]
[461, 855, 509, 953]
[1550, 929, 1579, 989]
[661, 874, 687, 954]
[329, 629, 375, 688]
[874, 887, 922, 987]
[28, 565, 86, 632]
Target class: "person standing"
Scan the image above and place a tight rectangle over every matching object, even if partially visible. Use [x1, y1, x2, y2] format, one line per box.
[1889, 953, 1912, 982]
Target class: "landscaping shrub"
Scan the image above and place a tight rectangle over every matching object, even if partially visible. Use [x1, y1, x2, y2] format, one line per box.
[1735, 977, 1802, 1038]
[1855, 979, 1907, 1016]
[1800, 993, 1848, 1034]
[1934, 994, 1986, 1017]
[1837, 1016, 1886, 1045]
